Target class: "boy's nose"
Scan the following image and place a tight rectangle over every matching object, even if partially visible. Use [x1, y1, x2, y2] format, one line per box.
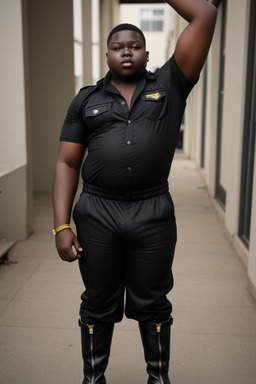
[122, 47, 132, 56]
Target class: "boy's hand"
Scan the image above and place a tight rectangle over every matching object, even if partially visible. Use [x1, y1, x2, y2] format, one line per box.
[55, 229, 83, 262]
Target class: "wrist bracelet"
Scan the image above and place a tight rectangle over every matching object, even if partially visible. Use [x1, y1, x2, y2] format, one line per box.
[52, 224, 71, 236]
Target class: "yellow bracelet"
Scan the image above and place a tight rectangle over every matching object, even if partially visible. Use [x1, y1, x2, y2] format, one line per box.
[52, 224, 71, 236]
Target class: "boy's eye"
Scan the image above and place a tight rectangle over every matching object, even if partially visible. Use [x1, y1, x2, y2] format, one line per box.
[112, 46, 140, 51]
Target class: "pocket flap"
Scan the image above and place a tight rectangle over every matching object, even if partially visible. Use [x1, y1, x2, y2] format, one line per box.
[85, 103, 112, 117]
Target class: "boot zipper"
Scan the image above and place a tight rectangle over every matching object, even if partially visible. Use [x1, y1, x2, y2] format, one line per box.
[156, 323, 164, 384]
[87, 324, 95, 384]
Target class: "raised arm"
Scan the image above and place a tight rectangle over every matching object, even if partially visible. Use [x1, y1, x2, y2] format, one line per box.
[164, 0, 217, 80]
[52, 141, 86, 262]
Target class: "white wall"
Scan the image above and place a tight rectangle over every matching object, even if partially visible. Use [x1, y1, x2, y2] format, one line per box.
[73, 0, 83, 91]
[190, 0, 250, 237]
[180, 0, 256, 299]
[120, 3, 172, 72]
[27, 0, 74, 192]
[0, 0, 27, 174]
[0, 0, 30, 240]
[221, 0, 249, 234]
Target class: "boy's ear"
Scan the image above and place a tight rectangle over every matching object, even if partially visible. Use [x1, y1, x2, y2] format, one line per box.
[106, 53, 108, 60]
[146, 51, 149, 62]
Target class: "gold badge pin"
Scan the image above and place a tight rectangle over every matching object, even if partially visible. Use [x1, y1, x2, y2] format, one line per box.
[146, 92, 161, 100]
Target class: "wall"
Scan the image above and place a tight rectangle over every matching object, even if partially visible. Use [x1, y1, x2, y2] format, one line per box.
[221, 0, 249, 234]
[100, 0, 120, 77]
[181, 0, 256, 300]
[248, 152, 256, 298]
[120, 3, 171, 72]
[26, 0, 75, 192]
[0, 0, 30, 240]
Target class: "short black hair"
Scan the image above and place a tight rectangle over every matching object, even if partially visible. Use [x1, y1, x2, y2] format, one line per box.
[107, 23, 146, 47]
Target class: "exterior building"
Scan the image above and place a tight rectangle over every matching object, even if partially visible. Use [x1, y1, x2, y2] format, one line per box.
[0, 0, 255, 301]
[179, 0, 256, 300]
[120, 2, 175, 72]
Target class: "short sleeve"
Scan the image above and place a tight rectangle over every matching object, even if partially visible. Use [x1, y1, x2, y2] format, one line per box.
[170, 55, 199, 99]
[60, 92, 88, 144]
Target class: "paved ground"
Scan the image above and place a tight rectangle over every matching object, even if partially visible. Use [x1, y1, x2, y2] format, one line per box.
[1, 153, 256, 384]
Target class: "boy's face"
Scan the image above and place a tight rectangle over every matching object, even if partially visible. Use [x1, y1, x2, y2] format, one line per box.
[106, 30, 149, 82]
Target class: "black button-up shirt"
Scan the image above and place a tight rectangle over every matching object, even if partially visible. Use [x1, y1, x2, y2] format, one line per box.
[60, 55, 197, 191]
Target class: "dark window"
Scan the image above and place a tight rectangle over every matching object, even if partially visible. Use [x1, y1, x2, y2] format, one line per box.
[200, 62, 208, 168]
[215, 0, 227, 209]
[239, 0, 256, 247]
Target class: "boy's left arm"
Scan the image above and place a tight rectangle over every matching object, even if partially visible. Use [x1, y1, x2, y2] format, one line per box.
[164, 0, 217, 81]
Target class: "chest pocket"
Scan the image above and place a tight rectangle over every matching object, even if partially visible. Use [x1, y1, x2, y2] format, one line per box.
[141, 90, 167, 121]
[84, 102, 113, 131]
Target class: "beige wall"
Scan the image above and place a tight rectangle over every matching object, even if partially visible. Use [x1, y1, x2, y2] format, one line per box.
[100, 0, 120, 77]
[0, 0, 30, 240]
[0, 0, 75, 239]
[221, 0, 249, 234]
[120, 3, 174, 72]
[26, 0, 75, 192]
[181, 0, 256, 299]
[82, 0, 93, 85]
[0, 0, 27, 170]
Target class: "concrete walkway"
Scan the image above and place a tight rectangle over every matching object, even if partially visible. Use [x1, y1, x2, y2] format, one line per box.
[1, 153, 256, 384]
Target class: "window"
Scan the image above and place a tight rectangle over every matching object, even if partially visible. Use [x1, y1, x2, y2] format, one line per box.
[239, 0, 256, 247]
[200, 62, 208, 168]
[141, 9, 164, 32]
[215, 0, 227, 209]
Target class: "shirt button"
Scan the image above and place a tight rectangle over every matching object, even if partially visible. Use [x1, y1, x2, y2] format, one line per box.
[127, 167, 132, 172]
[127, 140, 132, 145]
[128, 120, 131, 124]
[121, 100, 126, 105]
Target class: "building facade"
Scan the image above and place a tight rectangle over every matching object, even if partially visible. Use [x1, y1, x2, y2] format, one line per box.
[0, 0, 255, 300]
[179, 0, 256, 299]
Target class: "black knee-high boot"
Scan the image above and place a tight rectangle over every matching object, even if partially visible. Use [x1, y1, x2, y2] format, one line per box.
[139, 316, 173, 384]
[79, 319, 114, 384]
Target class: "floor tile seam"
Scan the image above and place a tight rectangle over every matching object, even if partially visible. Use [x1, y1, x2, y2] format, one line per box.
[172, 282, 249, 288]
[0, 325, 149, 333]
[111, 328, 140, 333]
[173, 330, 256, 337]
[0, 324, 79, 331]
[0, 324, 144, 333]
[173, 304, 256, 310]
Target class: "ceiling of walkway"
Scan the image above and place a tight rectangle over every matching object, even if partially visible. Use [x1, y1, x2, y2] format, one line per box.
[120, 1, 163, 3]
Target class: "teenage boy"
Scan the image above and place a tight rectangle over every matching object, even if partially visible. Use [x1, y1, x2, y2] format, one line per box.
[52, 1, 217, 383]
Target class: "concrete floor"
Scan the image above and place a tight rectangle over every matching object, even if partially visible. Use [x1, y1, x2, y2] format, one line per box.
[1, 154, 256, 384]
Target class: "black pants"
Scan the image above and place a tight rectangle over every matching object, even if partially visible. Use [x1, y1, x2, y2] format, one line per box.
[73, 183, 177, 324]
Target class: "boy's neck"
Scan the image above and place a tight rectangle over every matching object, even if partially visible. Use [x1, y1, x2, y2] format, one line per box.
[111, 78, 138, 87]
[111, 79, 137, 109]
